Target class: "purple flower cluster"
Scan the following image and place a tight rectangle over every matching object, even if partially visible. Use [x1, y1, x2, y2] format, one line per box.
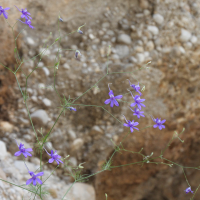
[14, 141, 64, 187]
[104, 80, 166, 132]
[0, 5, 34, 28]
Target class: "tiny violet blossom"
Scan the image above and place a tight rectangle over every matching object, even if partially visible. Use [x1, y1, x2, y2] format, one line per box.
[18, 19, 34, 29]
[77, 24, 86, 34]
[59, 16, 63, 22]
[130, 107, 145, 119]
[127, 79, 142, 96]
[68, 107, 76, 111]
[14, 142, 33, 158]
[15, 6, 32, 19]
[129, 90, 145, 110]
[152, 117, 166, 130]
[75, 50, 81, 60]
[104, 84, 123, 107]
[184, 187, 193, 194]
[0, 6, 10, 19]
[44, 148, 63, 165]
[26, 171, 44, 186]
[123, 115, 139, 133]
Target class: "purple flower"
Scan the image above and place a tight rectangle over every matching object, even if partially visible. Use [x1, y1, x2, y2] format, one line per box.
[130, 107, 145, 119]
[77, 30, 83, 34]
[15, 6, 32, 20]
[75, 50, 81, 60]
[45, 149, 63, 165]
[123, 115, 139, 133]
[0, 6, 10, 19]
[59, 17, 63, 22]
[18, 19, 34, 29]
[14, 143, 33, 158]
[26, 171, 44, 186]
[104, 84, 123, 107]
[152, 117, 166, 130]
[129, 90, 145, 110]
[127, 80, 142, 95]
[184, 187, 193, 194]
[68, 107, 76, 111]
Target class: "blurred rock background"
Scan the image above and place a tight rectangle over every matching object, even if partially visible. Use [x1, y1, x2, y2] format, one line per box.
[1, 0, 200, 199]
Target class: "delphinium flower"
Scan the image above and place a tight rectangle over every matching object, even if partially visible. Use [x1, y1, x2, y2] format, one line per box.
[0, 6, 10, 19]
[152, 117, 166, 130]
[184, 187, 193, 194]
[14, 142, 33, 158]
[59, 16, 63, 22]
[15, 6, 32, 19]
[127, 79, 142, 96]
[123, 115, 139, 133]
[26, 171, 44, 186]
[75, 50, 81, 60]
[68, 107, 76, 111]
[129, 90, 145, 110]
[44, 148, 63, 165]
[18, 18, 34, 29]
[130, 107, 145, 119]
[77, 24, 85, 34]
[104, 84, 123, 107]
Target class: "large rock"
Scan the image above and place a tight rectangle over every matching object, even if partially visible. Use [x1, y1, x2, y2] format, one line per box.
[0, 141, 7, 159]
[65, 183, 95, 200]
[30, 109, 49, 126]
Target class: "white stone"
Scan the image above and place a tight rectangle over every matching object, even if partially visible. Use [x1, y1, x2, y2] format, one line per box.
[147, 26, 159, 35]
[153, 14, 164, 25]
[0, 121, 14, 133]
[42, 67, 50, 76]
[68, 129, 76, 140]
[115, 45, 129, 58]
[180, 29, 191, 42]
[135, 46, 144, 53]
[89, 34, 95, 40]
[27, 37, 35, 45]
[190, 35, 197, 44]
[65, 183, 95, 200]
[42, 98, 51, 107]
[146, 41, 154, 51]
[0, 141, 7, 158]
[30, 109, 49, 126]
[71, 138, 84, 151]
[179, 46, 185, 54]
[63, 63, 70, 69]
[117, 34, 132, 45]
[136, 53, 145, 63]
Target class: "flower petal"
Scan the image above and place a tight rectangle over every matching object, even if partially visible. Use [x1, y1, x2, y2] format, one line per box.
[104, 99, 111, 104]
[49, 158, 54, 163]
[14, 151, 22, 156]
[115, 95, 123, 99]
[26, 178, 33, 185]
[123, 123, 129, 127]
[36, 172, 44, 177]
[130, 102, 136, 107]
[161, 119, 166, 124]
[110, 100, 114, 107]
[22, 153, 28, 158]
[33, 179, 37, 186]
[113, 99, 119, 106]
[36, 178, 43, 185]
[25, 148, 33, 152]
[130, 128, 133, 132]
[153, 124, 158, 128]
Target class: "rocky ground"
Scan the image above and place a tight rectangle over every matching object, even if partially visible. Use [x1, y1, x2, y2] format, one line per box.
[1, 0, 200, 199]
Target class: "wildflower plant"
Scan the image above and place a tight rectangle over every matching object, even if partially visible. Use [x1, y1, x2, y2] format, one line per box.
[0, 4, 199, 200]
